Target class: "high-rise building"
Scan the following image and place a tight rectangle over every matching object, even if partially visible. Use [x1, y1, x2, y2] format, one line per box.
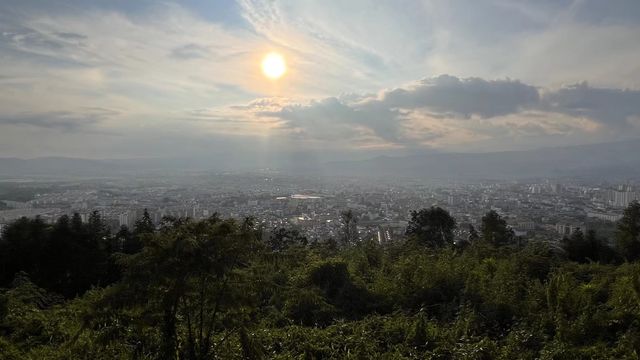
[118, 212, 133, 228]
[611, 190, 638, 208]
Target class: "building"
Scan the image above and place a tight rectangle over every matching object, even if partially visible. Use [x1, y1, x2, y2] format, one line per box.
[516, 221, 535, 231]
[587, 211, 623, 222]
[555, 223, 583, 236]
[447, 195, 455, 206]
[612, 190, 638, 208]
[118, 211, 133, 228]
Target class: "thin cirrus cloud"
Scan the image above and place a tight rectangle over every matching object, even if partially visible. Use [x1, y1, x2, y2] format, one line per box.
[169, 43, 213, 60]
[0, 108, 118, 132]
[0, 112, 91, 131]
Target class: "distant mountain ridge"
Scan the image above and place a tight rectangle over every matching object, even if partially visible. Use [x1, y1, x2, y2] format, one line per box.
[322, 139, 640, 180]
[1, 139, 640, 180]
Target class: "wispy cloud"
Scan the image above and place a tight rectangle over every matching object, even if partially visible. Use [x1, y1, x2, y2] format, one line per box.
[0, 107, 117, 132]
[169, 43, 213, 60]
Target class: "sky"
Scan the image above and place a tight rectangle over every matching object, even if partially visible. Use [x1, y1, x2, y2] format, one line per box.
[1, 0, 640, 162]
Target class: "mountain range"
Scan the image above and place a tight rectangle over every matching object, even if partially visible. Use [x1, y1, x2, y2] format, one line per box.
[1, 139, 640, 180]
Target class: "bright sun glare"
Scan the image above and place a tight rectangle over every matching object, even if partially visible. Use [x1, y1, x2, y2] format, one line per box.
[261, 52, 286, 79]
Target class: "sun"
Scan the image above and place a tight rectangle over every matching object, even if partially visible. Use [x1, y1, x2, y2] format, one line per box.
[261, 52, 286, 79]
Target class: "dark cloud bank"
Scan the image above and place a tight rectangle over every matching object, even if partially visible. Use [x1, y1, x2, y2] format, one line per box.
[259, 75, 640, 144]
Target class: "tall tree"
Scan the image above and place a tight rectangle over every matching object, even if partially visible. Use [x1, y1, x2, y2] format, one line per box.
[481, 210, 514, 246]
[406, 207, 456, 247]
[71, 212, 84, 235]
[39, 215, 73, 292]
[563, 228, 586, 262]
[0, 217, 48, 287]
[87, 210, 109, 244]
[124, 209, 155, 254]
[616, 201, 640, 261]
[115, 225, 132, 253]
[134, 209, 155, 235]
[340, 210, 359, 247]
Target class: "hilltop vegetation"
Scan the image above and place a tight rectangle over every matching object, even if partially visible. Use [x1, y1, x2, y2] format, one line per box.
[1, 203, 640, 359]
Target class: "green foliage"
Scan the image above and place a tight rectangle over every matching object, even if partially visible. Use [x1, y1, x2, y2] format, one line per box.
[481, 210, 514, 246]
[340, 209, 359, 247]
[0, 213, 118, 298]
[0, 185, 49, 202]
[563, 228, 617, 264]
[617, 201, 640, 261]
[406, 206, 456, 247]
[5, 202, 640, 358]
[268, 227, 307, 252]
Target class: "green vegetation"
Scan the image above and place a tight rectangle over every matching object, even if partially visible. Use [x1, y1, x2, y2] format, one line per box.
[0, 184, 53, 203]
[1, 202, 640, 359]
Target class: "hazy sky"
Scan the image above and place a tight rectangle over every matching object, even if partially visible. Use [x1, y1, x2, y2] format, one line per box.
[1, 0, 640, 160]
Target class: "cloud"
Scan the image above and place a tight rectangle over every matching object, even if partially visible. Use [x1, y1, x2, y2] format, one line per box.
[53, 32, 87, 41]
[249, 75, 640, 149]
[542, 82, 640, 128]
[169, 43, 212, 60]
[0, 108, 116, 131]
[256, 75, 540, 145]
[236, 0, 420, 93]
[259, 97, 399, 143]
[1, 1, 640, 157]
[380, 75, 540, 118]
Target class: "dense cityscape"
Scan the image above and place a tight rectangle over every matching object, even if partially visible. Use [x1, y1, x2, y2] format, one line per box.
[1, 173, 637, 245]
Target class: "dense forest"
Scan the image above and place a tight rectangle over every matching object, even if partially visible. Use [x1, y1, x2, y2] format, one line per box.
[1, 202, 640, 359]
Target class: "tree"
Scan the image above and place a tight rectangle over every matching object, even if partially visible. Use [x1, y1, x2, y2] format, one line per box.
[0, 211, 118, 297]
[562, 228, 615, 263]
[481, 210, 514, 246]
[63, 211, 113, 296]
[455, 224, 479, 250]
[268, 227, 308, 252]
[99, 216, 261, 359]
[406, 207, 456, 247]
[585, 229, 616, 263]
[134, 208, 155, 235]
[124, 209, 155, 254]
[616, 201, 640, 261]
[562, 228, 586, 262]
[87, 210, 109, 244]
[39, 215, 74, 293]
[115, 225, 132, 253]
[468, 224, 480, 243]
[0, 217, 48, 287]
[340, 210, 359, 247]
[71, 212, 84, 235]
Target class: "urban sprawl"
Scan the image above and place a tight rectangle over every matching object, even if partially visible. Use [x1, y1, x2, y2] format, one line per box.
[0, 173, 637, 245]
